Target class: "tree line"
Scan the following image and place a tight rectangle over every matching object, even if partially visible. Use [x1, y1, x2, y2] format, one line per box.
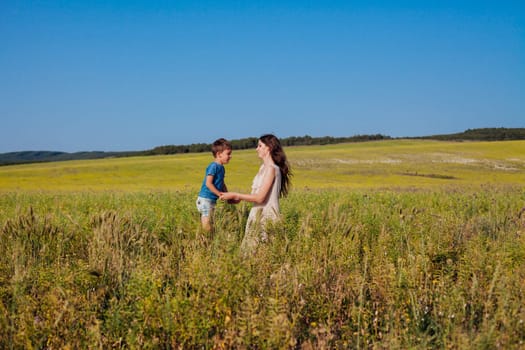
[414, 127, 525, 141]
[144, 134, 390, 155]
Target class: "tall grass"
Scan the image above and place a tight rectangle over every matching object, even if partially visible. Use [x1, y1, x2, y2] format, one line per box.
[1, 188, 524, 348]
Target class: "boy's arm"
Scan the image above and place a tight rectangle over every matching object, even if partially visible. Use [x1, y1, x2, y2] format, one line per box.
[205, 175, 222, 197]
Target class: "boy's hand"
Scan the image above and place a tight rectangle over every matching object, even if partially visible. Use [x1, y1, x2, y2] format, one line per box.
[221, 192, 240, 204]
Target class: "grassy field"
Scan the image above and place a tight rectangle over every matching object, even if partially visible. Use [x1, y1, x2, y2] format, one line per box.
[0, 140, 524, 348]
[1, 139, 524, 192]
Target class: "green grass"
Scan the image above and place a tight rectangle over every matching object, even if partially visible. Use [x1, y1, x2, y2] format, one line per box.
[0, 140, 524, 348]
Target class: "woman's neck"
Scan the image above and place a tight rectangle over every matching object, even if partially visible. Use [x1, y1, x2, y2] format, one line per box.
[262, 155, 275, 167]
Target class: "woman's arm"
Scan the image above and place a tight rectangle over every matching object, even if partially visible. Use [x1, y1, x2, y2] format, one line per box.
[221, 166, 275, 204]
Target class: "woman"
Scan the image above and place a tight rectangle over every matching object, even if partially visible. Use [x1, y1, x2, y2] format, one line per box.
[220, 134, 291, 254]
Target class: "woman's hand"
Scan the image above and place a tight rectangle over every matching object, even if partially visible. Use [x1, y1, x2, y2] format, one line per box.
[220, 192, 241, 204]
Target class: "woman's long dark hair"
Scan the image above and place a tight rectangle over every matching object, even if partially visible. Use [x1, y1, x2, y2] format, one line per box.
[259, 134, 292, 197]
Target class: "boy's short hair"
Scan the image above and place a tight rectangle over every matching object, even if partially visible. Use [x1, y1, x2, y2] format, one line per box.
[211, 138, 232, 156]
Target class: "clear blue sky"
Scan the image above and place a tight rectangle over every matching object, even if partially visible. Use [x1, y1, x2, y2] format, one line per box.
[1, 1, 524, 152]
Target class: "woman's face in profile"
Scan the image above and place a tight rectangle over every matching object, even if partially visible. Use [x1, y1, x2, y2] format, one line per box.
[256, 140, 270, 159]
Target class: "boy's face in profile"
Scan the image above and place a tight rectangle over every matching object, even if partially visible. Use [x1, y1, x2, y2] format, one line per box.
[216, 148, 232, 165]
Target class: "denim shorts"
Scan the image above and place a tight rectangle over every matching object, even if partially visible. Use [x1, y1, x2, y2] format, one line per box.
[196, 196, 216, 217]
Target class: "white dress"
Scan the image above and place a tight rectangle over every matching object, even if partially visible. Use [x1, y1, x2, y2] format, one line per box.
[241, 163, 282, 253]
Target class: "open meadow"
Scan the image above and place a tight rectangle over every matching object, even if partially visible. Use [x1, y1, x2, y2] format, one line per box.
[1, 139, 524, 348]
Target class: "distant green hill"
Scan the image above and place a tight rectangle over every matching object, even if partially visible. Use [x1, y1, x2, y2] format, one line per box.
[1, 128, 523, 166]
[0, 150, 141, 166]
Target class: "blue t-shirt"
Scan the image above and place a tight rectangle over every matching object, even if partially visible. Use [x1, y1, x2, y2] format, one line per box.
[198, 162, 225, 202]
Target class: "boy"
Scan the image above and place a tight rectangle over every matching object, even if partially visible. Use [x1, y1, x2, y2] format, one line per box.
[196, 138, 232, 233]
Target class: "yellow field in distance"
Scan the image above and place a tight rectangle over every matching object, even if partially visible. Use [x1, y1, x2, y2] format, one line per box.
[1, 139, 524, 192]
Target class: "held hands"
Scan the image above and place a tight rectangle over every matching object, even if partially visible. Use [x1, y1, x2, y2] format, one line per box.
[220, 192, 241, 204]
